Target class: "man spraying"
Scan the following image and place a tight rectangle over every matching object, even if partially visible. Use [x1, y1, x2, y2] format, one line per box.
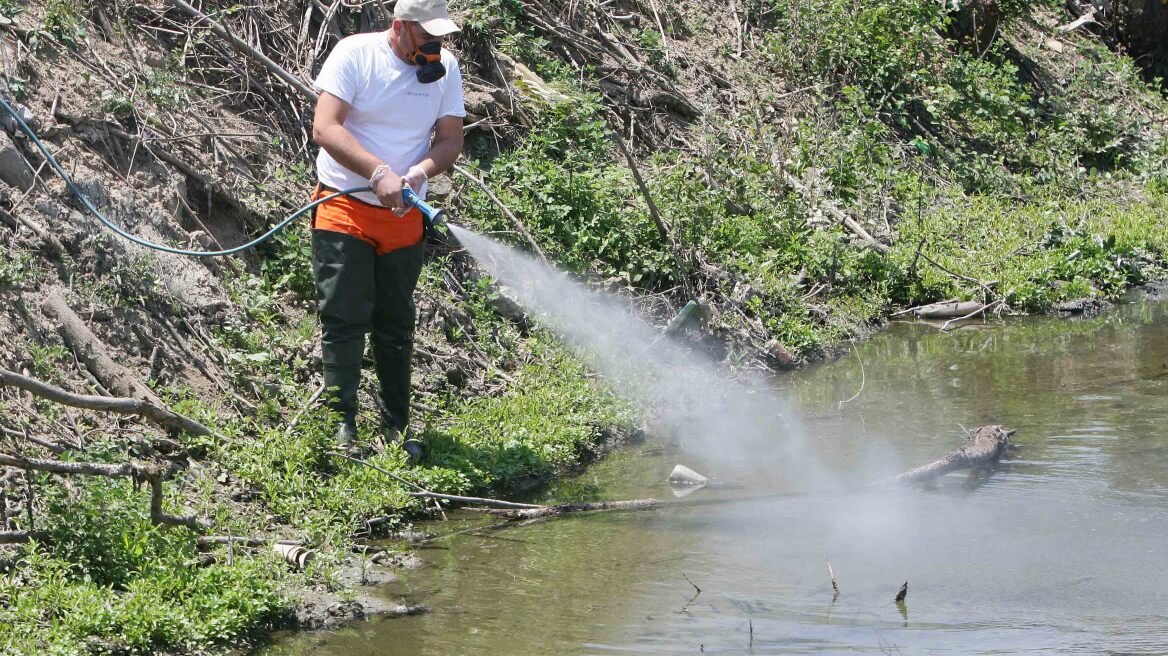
[310, 0, 465, 457]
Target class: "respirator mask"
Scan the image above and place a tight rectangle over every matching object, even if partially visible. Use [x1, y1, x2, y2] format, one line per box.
[406, 26, 445, 83]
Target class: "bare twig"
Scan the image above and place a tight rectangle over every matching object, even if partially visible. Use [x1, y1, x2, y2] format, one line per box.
[917, 252, 998, 301]
[611, 129, 697, 300]
[0, 453, 209, 530]
[474, 497, 661, 519]
[326, 451, 545, 510]
[285, 383, 325, 436]
[167, 0, 318, 102]
[782, 173, 890, 253]
[452, 164, 548, 263]
[196, 536, 302, 548]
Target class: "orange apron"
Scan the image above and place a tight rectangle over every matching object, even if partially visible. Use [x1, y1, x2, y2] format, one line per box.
[312, 185, 424, 256]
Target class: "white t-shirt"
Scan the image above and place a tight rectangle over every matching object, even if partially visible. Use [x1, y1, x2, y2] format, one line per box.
[314, 32, 465, 205]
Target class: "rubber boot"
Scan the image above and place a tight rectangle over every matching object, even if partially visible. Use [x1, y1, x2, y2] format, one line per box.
[312, 229, 377, 440]
[372, 338, 412, 432]
[371, 240, 424, 447]
[323, 361, 361, 443]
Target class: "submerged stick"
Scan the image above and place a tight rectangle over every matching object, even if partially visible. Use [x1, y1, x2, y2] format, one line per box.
[474, 498, 661, 519]
[836, 342, 865, 414]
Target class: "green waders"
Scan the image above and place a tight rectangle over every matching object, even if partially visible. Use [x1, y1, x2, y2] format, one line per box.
[311, 229, 424, 434]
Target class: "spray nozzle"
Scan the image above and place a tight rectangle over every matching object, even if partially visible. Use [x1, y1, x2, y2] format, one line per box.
[402, 186, 447, 230]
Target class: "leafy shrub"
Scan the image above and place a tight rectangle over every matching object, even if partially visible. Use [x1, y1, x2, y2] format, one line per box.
[461, 94, 677, 288]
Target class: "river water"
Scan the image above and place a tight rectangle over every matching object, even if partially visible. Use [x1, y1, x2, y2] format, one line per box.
[268, 294, 1168, 655]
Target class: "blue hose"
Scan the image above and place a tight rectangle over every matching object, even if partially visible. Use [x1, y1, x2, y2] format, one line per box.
[0, 94, 375, 258]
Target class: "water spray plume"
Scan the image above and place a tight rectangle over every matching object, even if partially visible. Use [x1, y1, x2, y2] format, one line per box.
[448, 225, 833, 489]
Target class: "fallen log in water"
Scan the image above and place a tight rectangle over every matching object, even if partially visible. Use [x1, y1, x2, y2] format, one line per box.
[912, 300, 986, 319]
[472, 498, 662, 519]
[895, 425, 1013, 484]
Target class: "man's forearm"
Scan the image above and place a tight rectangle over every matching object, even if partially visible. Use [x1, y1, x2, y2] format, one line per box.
[315, 124, 385, 180]
[413, 134, 463, 179]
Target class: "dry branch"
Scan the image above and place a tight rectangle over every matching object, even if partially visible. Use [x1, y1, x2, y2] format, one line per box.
[43, 290, 162, 406]
[612, 131, 697, 300]
[1056, 10, 1096, 33]
[167, 0, 318, 102]
[0, 530, 41, 545]
[916, 252, 999, 301]
[196, 536, 302, 548]
[894, 425, 1013, 484]
[327, 452, 545, 510]
[0, 453, 209, 530]
[452, 164, 549, 264]
[0, 367, 219, 438]
[783, 173, 890, 253]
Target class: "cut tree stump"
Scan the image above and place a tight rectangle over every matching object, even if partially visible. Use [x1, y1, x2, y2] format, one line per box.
[895, 425, 1014, 484]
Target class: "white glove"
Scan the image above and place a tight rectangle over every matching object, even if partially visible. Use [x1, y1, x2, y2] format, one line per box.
[391, 166, 428, 216]
[402, 165, 428, 192]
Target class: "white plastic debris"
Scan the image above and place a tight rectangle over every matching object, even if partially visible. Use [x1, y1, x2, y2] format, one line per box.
[272, 543, 316, 570]
[669, 464, 709, 486]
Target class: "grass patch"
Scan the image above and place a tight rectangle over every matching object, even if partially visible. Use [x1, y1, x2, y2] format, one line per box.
[0, 476, 287, 655]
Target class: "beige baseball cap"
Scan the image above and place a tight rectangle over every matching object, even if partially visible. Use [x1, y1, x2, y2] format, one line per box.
[394, 0, 460, 36]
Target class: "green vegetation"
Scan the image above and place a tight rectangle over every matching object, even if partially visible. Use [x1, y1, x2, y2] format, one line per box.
[1, 478, 287, 655]
[459, 0, 1168, 359]
[1, 251, 636, 653]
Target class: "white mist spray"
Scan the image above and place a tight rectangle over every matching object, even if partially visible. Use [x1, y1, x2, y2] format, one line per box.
[448, 225, 834, 490]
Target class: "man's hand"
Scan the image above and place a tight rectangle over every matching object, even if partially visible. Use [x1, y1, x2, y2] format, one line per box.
[402, 165, 428, 193]
[372, 169, 406, 211]
[396, 165, 428, 216]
